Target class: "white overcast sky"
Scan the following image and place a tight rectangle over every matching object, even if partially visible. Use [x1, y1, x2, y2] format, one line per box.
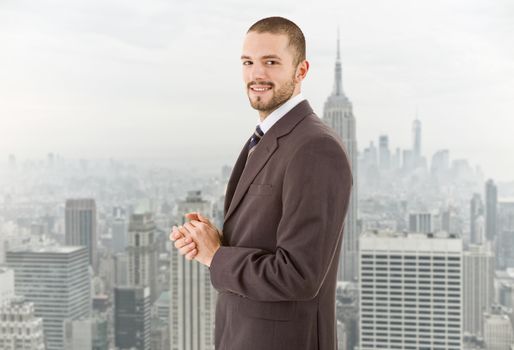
[0, 0, 513, 181]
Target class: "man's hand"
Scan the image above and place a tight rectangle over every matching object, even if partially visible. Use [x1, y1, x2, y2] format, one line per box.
[169, 212, 223, 267]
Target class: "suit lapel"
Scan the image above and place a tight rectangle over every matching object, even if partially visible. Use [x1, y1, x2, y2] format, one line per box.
[224, 137, 250, 215]
[224, 99, 314, 223]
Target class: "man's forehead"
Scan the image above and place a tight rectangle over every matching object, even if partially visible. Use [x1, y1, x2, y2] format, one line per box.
[241, 32, 291, 60]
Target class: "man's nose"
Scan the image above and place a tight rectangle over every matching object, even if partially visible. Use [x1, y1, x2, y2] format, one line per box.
[249, 62, 267, 81]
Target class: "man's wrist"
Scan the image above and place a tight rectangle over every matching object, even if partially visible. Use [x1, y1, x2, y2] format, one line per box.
[208, 245, 222, 269]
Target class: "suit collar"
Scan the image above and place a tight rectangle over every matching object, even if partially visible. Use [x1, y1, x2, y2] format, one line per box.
[224, 99, 314, 223]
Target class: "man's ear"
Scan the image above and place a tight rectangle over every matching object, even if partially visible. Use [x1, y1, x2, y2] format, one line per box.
[296, 60, 309, 81]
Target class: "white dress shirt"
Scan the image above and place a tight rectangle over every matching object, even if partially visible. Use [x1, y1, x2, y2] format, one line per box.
[257, 92, 305, 135]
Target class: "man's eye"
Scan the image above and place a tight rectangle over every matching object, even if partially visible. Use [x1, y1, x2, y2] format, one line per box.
[266, 61, 277, 65]
[243, 61, 252, 65]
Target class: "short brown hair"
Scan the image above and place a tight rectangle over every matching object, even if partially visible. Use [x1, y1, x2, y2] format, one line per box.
[247, 16, 306, 68]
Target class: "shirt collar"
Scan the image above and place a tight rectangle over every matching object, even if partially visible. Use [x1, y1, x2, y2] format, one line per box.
[258, 92, 305, 135]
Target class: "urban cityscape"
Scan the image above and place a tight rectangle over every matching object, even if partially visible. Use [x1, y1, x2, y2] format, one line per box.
[1, 33, 513, 350]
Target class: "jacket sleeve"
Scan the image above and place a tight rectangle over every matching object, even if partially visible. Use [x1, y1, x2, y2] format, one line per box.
[209, 136, 353, 302]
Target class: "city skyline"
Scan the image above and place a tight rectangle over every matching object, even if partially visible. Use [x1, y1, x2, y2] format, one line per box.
[0, 0, 513, 182]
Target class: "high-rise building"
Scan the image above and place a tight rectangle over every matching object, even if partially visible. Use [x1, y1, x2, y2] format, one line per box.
[64, 319, 92, 350]
[408, 213, 432, 233]
[463, 243, 495, 338]
[6, 246, 91, 350]
[378, 135, 390, 171]
[170, 190, 216, 350]
[322, 31, 359, 282]
[114, 286, 151, 350]
[0, 268, 43, 350]
[65, 199, 97, 269]
[0, 296, 46, 350]
[112, 217, 127, 253]
[127, 212, 158, 303]
[0, 267, 15, 302]
[483, 305, 514, 350]
[498, 200, 514, 268]
[335, 282, 359, 350]
[412, 119, 422, 162]
[470, 193, 484, 244]
[485, 179, 498, 241]
[431, 149, 450, 179]
[359, 231, 463, 350]
[63, 316, 108, 350]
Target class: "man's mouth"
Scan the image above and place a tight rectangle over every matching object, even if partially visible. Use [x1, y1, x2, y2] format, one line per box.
[250, 85, 272, 93]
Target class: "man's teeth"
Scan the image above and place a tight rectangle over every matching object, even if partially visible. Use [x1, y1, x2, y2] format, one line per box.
[252, 86, 271, 91]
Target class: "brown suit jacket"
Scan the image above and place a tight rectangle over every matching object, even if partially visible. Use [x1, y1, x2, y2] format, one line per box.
[209, 99, 353, 350]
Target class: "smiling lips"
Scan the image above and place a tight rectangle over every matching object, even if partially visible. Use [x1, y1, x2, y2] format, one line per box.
[250, 85, 272, 93]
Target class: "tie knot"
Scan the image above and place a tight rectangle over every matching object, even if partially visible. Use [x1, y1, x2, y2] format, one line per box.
[247, 125, 264, 157]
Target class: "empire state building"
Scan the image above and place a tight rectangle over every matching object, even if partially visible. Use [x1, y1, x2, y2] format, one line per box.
[322, 32, 359, 282]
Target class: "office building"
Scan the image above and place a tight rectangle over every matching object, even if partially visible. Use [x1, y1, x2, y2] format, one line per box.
[114, 286, 151, 350]
[65, 199, 97, 269]
[359, 231, 463, 350]
[6, 246, 90, 350]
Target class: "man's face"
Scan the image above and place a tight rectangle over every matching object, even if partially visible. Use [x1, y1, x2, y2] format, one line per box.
[241, 31, 300, 115]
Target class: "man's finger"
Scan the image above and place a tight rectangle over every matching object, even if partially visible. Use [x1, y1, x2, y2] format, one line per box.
[183, 222, 197, 233]
[197, 212, 212, 225]
[185, 248, 197, 261]
[179, 242, 196, 256]
[174, 236, 191, 249]
[178, 225, 192, 237]
[169, 227, 182, 241]
[185, 212, 200, 221]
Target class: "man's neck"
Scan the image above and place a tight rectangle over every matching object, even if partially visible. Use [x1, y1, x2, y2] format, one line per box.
[258, 91, 301, 122]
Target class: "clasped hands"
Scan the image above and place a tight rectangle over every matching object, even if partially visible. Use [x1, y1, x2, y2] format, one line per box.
[169, 212, 222, 267]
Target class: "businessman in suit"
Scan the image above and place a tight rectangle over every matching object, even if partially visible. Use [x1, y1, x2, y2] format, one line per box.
[170, 16, 352, 350]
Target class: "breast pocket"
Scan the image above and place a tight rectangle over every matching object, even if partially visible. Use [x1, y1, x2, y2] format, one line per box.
[237, 297, 296, 321]
[247, 183, 273, 196]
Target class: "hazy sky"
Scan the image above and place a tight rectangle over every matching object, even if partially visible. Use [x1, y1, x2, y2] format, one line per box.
[1, 0, 513, 181]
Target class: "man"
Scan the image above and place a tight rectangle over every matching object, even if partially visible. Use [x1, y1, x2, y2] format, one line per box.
[170, 16, 352, 350]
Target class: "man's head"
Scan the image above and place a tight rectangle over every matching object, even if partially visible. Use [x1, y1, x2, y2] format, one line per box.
[241, 16, 309, 119]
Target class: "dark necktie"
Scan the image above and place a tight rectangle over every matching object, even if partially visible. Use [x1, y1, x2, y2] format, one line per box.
[247, 125, 264, 159]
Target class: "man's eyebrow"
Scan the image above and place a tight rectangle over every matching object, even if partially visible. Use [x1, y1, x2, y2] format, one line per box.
[240, 55, 282, 60]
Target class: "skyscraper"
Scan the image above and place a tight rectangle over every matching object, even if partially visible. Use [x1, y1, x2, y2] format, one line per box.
[322, 31, 358, 282]
[470, 193, 484, 244]
[359, 231, 463, 350]
[0, 296, 46, 350]
[65, 199, 97, 270]
[463, 243, 495, 338]
[170, 190, 216, 350]
[114, 286, 151, 350]
[408, 212, 432, 233]
[6, 246, 91, 350]
[412, 118, 422, 162]
[127, 212, 159, 303]
[485, 179, 498, 242]
[483, 305, 514, 350]
[378, 135, 390, 171]
[112, 212, 128, 254]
